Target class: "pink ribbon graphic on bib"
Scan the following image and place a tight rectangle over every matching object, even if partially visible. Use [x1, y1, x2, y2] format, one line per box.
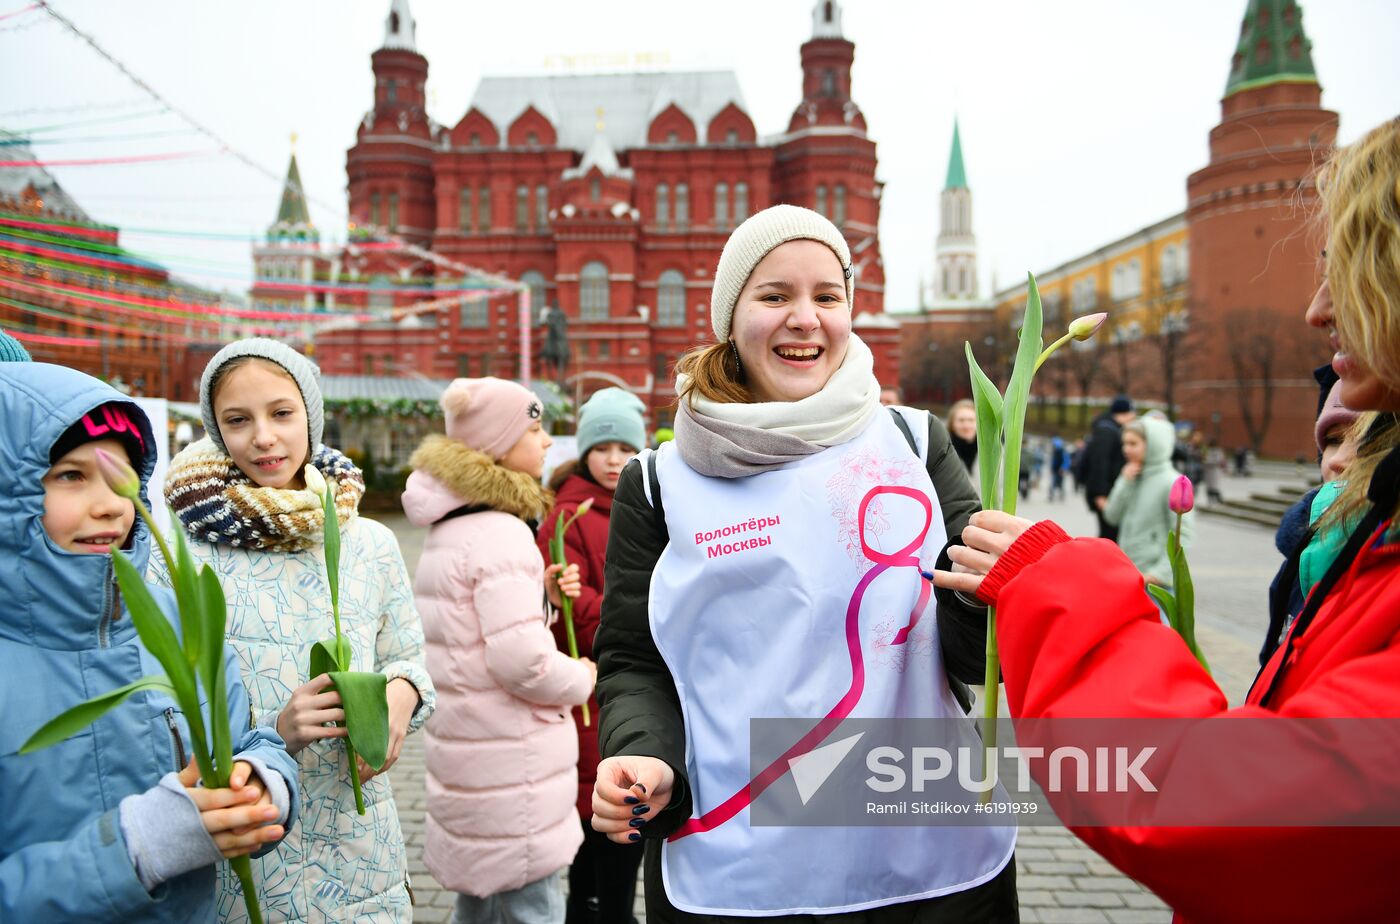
[672, 484, 933, 840]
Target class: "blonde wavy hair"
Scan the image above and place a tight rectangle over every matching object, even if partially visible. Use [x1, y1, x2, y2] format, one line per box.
[1318, 411, 1400, 535]
[1317, 117, 1400, 391]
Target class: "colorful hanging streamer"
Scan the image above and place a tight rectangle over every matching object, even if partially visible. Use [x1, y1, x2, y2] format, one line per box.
[0, 149, 219, 167]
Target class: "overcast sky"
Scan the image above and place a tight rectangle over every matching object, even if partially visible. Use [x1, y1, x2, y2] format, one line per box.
[4, 0, 1397, 312]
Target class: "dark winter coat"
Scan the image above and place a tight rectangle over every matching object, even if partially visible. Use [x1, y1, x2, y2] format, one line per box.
[595, 412, 1018, 923]
[536, 472, 615, 820]
[1082, 411, 1126, 508]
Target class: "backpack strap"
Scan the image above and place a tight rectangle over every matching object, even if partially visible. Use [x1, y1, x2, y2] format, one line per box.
[888, 406, 929, 463]
[635, 448, 667, 537]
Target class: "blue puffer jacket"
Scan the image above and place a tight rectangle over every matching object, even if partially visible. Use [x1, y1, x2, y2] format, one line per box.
[0, 363, 299, 923]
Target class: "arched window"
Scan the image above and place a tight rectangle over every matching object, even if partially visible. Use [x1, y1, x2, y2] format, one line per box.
[590, 178, 601, 202]
[515, 185, 529, 231]
[959, 266, 968, 294]
[387, 79, 397, 104]
[657, 269, 686, 327]
[815, 185, 828, 217]
[535, 184, 549, 230]
[821, 70, 835, 96]
[675, 183, 689, 229]
[833, 184, 847, 226]
[655, 183, 670, 227]
[520, 270, 548, 312]
[714, 182, 729, 229]
[1161, 245, 1179, 287]
[734, 182, 749, 221]
[580, 261, 609, 320]
[388, 192, 399, 230]
[370, 192, 381, 227]
[458, 187, 472, 232]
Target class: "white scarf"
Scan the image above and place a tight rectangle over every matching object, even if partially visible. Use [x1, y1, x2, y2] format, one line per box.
[673, 335, 883, 477]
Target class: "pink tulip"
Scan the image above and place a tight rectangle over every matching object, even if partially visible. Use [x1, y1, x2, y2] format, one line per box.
[94, 447, 141, 499]
[1069, 312, 1109, 341]
[1169, 475, 1194, 515]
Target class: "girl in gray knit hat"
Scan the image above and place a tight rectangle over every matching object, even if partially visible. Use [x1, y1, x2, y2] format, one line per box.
[590, 205, 1016, 921]
[152, 338, 437, 923]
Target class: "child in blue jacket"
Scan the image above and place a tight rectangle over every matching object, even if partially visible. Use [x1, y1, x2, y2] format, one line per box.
[0, 362, 299, 923]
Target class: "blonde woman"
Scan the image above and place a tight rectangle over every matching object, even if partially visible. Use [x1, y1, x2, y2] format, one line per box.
[935, 118, 1400, 922]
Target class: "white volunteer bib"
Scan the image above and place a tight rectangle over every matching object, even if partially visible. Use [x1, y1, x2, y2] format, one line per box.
[646, 410, 1014, 916]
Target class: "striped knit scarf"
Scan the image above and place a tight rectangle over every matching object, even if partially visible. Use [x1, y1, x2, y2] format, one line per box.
[165, 438, 364, 552]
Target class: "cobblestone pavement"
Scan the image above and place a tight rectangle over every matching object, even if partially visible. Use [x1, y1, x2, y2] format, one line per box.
[382, 467, 1304, 923]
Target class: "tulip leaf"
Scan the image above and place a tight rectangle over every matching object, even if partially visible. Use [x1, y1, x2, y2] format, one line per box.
[20, 674, 175, 753]
[195, 564, 233, 782]
[111, 550, 198, 711]
[1000, 272, 1045, 515]
[169, 516, 203, 671]
[964, 343, 1005, 511]
[310, 637, 352, 678]
[329, 670, 389, 772]
[321, 478, 341, 637]
[1145, 583, 1179, 632]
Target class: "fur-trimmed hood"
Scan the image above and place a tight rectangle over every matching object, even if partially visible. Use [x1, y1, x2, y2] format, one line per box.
[402, 434, 551, 526]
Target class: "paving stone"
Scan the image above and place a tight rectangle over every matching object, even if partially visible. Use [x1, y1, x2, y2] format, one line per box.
[1016, 874, 1077, 891]
[1104, 911, 1172, 924]
[1036, 909, 1111, 923]
[1025, 861, 1092, 876]
[1123, 892, 1171, 909]
[1019, 890, 1058, 907]
[1072, 876, 1147, 892]
[1053, 890, 1126, 909]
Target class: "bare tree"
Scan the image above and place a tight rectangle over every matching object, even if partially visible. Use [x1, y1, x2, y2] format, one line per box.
[1142, 295, 1194, 421]
[1223, 306, 1282, 453]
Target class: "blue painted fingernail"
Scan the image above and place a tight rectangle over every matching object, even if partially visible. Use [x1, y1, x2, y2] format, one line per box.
[623, 795, 640, 805]
[629, 817, 647, 828]
[919, 569, 935, 582]
[628, 832, 641, 841]
[631, 804, 649, 815]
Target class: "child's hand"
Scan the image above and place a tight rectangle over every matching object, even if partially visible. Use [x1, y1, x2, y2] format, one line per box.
[276, 673, 348, 755]
[545, 562, 582, 607]
[592, 755, 675, 844]
[1122, 461, 1142, 480]
[178, 759, 283, 859]
[358, 678, 419, 781]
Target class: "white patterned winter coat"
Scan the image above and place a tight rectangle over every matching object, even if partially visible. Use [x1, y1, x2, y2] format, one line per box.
[153, 458, 435, 924]
[403, 435, 593, 899]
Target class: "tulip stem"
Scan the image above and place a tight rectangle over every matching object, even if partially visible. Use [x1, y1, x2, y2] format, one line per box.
[1033, 333, 1074, 373]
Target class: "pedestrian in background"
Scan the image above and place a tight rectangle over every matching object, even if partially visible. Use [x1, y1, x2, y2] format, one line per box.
[1080, 395, 1135, 540]
[1102, 415, 1194, 588]
[946, 397, 979, 489]
[159, 339, 434, 923]
[537, 387, 647, 924]
[403, 377, 590, 924]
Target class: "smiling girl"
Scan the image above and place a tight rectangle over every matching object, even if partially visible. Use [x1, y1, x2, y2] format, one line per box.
[155, 339, 435, 923]
[591, 205, 1015, 922]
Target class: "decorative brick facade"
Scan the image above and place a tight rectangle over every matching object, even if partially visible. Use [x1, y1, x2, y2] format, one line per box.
[313, 0, 900, 426]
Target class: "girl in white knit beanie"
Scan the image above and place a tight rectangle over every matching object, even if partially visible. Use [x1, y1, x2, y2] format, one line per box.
[590, 205, 1016, 922]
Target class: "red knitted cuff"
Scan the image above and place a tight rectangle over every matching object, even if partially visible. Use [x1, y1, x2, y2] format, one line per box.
[976, 520, 1073, 605]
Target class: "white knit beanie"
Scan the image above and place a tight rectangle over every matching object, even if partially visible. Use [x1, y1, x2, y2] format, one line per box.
[200, 338, 324, 454]
[710, 204, 853, 341]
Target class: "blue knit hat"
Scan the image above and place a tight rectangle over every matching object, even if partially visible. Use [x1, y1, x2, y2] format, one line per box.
[577, 388, 646, 456]
[0, 328, 31, 362]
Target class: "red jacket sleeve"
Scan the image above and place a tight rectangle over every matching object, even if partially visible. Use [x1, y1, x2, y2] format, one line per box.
[992, 534, 1400, 924]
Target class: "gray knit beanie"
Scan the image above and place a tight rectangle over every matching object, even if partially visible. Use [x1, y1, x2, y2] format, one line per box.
[710, 203, 853, 341]
[0, 327, 31, 362]
[199, 338, 324, 454]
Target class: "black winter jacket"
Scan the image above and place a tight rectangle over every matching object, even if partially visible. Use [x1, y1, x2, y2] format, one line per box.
[594, 412, 1017, 923]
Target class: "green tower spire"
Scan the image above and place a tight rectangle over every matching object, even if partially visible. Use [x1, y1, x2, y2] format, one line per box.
[1225, 0, 1318, 97]
[944, 118, 967, 190]
[275, 153, 312, 226]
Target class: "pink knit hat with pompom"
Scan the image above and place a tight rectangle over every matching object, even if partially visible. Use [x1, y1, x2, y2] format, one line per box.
[440, 377, 543, 459]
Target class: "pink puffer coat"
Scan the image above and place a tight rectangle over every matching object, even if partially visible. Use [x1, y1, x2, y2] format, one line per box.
[403, 436, 592, 898]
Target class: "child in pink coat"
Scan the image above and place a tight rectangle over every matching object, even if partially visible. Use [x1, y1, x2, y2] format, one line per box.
[403, 378, 593, 924]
